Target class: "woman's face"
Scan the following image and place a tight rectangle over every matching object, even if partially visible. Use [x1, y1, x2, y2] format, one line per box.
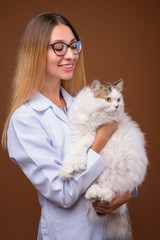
[45, 24, 79, 82]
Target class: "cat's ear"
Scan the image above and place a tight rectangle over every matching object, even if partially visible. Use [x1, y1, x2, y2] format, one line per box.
[90, 80, 103, 97]
[114, 79, 124, 92]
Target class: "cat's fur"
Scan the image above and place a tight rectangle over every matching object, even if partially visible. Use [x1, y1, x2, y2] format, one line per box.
[59, 79, 148, 240]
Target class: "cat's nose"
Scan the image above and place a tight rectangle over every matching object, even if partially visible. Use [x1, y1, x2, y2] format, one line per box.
[115, 105, 119, 109]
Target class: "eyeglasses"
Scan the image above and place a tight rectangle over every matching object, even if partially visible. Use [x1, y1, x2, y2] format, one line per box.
[48, 41, 82, 56]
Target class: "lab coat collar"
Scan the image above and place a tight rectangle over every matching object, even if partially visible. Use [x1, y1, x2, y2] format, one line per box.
[28, 92, 52, 111]
[28, 87, 74, 125]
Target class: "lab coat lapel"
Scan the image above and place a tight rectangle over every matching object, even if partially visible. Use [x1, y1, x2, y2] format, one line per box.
[51, 87, 74, 125]
[51, 105, 69, 125]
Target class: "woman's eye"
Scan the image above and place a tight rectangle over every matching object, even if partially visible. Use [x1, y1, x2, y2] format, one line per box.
[70, 42, 77, 49]
[70, 43, 78, 50]
[105, 97, 111, 102]
[54, 43, 64, 51]
[55, 48, 63, 51]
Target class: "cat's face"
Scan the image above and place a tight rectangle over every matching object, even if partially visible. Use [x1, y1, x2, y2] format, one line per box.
[103, 87, 123, 113]
[90, 79, 124, 114]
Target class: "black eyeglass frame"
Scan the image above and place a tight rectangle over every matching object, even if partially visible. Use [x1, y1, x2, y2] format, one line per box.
[48, 41, 82, 56]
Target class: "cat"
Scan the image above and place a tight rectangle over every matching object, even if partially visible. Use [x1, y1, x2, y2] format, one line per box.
[59, 79, 148, 240]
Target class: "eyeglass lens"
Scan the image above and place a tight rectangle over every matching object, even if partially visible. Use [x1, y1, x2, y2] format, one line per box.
[53, 41, 81, 56]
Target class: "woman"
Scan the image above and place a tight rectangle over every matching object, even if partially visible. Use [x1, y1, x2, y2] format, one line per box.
[2, 13, 133, 240]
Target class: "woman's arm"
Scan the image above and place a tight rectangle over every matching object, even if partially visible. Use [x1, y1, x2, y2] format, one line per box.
[7, 112, 107, 208]
[91, 122, 118, 153]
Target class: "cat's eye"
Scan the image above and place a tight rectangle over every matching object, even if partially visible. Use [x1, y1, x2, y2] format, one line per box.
[117, 98, 120, 102]
[105, 97, 111, 102]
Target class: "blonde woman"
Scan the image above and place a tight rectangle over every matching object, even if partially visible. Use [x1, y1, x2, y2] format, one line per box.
[2, 13, 133, 240]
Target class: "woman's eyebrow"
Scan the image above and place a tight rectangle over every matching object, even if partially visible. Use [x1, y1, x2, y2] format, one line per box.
[50, 38, 77, 44]
[70, 38, 77, 43]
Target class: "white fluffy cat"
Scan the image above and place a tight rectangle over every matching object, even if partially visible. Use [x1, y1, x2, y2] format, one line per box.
[59, 79, 148, 240]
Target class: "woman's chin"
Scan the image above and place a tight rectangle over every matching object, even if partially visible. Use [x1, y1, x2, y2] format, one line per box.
[61, 73, 73, 81]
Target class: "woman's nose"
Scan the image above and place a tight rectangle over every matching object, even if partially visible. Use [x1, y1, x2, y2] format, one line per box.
[64, 47, 76, 59]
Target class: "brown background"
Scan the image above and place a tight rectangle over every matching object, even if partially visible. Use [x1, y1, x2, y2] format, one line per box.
[0, 0, 160, 239]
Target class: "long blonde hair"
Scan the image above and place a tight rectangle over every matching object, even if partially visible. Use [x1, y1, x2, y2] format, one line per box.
[2, 13, 86, 148]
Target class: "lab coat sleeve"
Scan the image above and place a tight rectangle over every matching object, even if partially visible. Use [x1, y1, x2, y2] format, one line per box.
[7, 113, 107, 208]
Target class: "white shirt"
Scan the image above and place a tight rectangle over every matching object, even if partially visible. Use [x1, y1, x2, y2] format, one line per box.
[7, 87, 107, 240]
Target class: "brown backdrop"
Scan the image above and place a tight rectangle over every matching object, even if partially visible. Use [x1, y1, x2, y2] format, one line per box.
[0, 0, 160, 239]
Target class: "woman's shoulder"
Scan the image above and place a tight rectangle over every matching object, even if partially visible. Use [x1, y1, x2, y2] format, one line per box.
[11, 103, 31, 120]
[11, 92, 52, 119]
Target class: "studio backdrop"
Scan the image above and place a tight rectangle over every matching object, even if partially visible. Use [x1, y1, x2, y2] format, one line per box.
[0, 1, 160, 239]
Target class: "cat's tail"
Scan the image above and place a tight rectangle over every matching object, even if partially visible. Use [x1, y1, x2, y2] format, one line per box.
[105, 204, 132, 240]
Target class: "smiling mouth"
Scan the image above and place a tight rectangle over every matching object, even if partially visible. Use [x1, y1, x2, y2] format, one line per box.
[60, 64, 74, 68]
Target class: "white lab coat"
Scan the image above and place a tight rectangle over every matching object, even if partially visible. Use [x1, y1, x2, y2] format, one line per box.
[7, 87, 107, 240]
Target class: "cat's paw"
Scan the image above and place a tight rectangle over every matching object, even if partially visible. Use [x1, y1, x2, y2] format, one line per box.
[85, 184, 101, 200]
[98, 188, 115, 202]
[59, 166, 74, 180]
[73, 156, 86, 172]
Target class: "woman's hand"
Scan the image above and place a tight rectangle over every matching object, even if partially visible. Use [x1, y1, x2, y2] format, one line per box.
[92, 192, 131, 215]
[91, 121, 118, 153]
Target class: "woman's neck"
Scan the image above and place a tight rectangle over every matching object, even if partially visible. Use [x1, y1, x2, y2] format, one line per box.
[40, 80, 66, 108]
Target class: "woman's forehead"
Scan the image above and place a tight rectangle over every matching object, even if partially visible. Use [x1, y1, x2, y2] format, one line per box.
[49, 24, 76, 43]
